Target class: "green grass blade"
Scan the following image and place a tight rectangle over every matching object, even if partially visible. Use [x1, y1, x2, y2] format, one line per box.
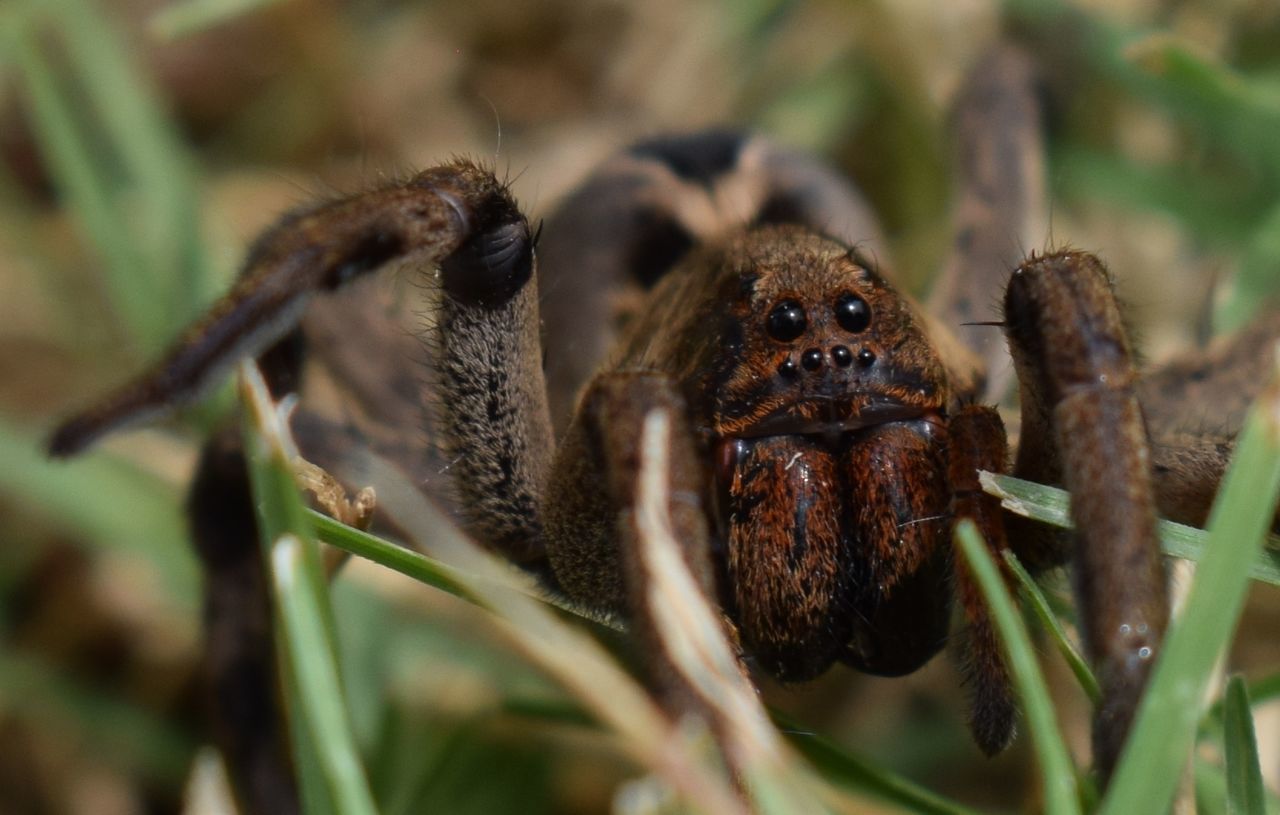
[270, 535, 380, 815]
[239, 366, 326, 608]
[1208, 672, 1280, 724]
[149, 0, 292, 41]
[1124, 35, 1280, 179]
[53, 0, 212, 320]
[309, 511, 476, 604]
[980, 472, 1280, 587]
[0, 418, 198, 604]
[629, 411, 829, 815]
[8, 10, 157, 348]
[1002, 551, 1101, 703]
[9, 0, 213, 353]
[240, 363, 377, 815]
[1053, 146, 1262, 249]
[8, 0, 215, 352]
[1198, 758, 1232, 815]
[240, 371, 334, 815]
[1199, 759, 1280, 815]
[1100, 367, 1280, 815]
[954, 520, 1080, 815]
[1222, 676, 1267, 815]
[308, 509, 619, 630]
[773, 714, 983, 815]
[1242, 672, 1280, 705]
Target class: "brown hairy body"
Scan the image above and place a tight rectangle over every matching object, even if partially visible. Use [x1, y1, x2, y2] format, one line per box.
[47, 45, 1280, 813]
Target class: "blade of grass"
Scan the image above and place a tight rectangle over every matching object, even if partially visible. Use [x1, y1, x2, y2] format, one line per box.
[1198, 758, 1231, 815]
[1023, 5, 1280, 182]
[239, 368, 331, 635]
[13, 0, 215, 343]
[52, 0, 212, 320]
[270, 535, 379, 815]
[1222, 676, 1267, 815]
[1197, 760, 1280, 815]
[1100, 357, 1280, 815]
[955, 519, 1081, 815]
[0, 418, 198, 604]
[1012, 4, 1280, 286]
[771, 713, 984, 815]
[8, 9, 158, 349]
[1002, 551, 1101, 703]
[308, 509, 619, 630]
[243, 438, 334, 815]
[1207, 672, 1280, 723]
[980, 472, 1280, 588]
[1053, 146, 1263, 248]
[308, 511, 477, 607]
[629, 410, 827, 815]
[1124, 35, 1280, 179]
[240, 363, 377, 815]
[150, 0, 292, 41]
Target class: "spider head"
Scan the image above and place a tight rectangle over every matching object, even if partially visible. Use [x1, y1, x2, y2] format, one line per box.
[704, 226, 949, 440]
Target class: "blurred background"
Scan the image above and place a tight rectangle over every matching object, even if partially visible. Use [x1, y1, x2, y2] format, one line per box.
[1, 0, 1279, 812]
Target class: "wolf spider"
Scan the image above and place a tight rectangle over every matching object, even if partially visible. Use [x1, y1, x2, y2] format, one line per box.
[49, 45, 1280, 808]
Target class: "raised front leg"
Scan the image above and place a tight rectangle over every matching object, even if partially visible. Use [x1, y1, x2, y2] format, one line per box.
[46, 160, 556, 814]
[430, 176, 554, 568]
[48, 161, 555, 567]
[1003, 250, 1168, 780]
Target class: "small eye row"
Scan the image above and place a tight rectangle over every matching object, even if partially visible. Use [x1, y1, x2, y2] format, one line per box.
[765, 293, 871, 342]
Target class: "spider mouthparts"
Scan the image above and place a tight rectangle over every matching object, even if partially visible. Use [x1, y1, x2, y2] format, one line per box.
[734, 397, 927, 439]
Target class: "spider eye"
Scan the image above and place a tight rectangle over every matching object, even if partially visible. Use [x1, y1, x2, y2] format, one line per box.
[766, 300, 807, 342]
[834, 293, 871, 333]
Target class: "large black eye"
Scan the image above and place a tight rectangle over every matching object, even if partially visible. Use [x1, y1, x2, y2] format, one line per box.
[834, 293, 871, 333]
[766, 299, 807, 342]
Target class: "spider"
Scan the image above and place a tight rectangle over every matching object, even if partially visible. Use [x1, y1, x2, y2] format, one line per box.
[47, 43, 1280, 810]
